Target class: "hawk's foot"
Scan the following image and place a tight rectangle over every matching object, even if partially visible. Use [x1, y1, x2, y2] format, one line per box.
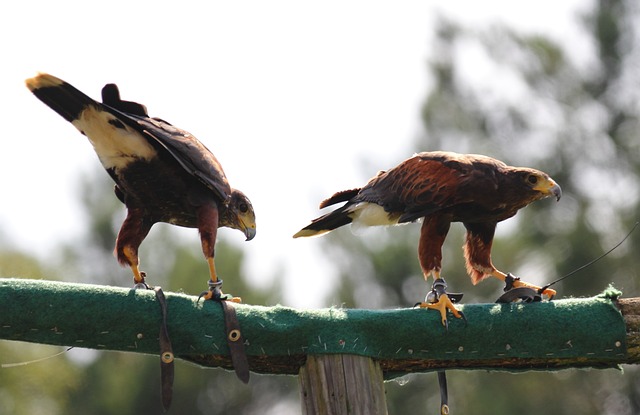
[417, 278, 466, 329]
[504, 273, 556, 300]
[197, 279, 242, 303]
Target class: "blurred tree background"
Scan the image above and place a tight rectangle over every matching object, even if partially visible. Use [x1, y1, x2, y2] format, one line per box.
[2, 0, 640, 414]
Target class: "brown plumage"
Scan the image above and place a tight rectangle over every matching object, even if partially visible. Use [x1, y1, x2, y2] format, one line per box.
[295, 151, 561, 323]
[26, 73, 256, 300]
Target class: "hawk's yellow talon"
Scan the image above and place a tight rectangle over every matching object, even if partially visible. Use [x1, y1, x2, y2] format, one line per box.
[419, 294, 463, 326]
[512, 279, 556, 299]
[198, 288, 242, 303]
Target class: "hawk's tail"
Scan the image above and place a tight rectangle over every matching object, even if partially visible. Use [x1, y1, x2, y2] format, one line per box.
[26, 73, 97, 123]
[293, 208, 352, 238]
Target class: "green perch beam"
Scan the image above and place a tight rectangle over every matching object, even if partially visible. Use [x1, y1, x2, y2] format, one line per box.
[0, 278, 637, 378]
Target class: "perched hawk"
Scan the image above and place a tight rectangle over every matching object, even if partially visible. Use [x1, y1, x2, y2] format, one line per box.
[294, 151, 561, 324]
[26, 73, 256, 301]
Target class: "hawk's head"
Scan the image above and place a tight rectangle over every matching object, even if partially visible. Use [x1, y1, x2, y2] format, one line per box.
[505, 167, 562, 206]
[221, 189, 256, 241]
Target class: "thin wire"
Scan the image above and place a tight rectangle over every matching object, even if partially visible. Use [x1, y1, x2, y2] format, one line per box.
[1, 347, 73, 368]
[540, 221, 639, 292]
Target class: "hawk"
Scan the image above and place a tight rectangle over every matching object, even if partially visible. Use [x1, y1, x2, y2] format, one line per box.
[26, 73, 256, 301]
[294, 151, 561, 324]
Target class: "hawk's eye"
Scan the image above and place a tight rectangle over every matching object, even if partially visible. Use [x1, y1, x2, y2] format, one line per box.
[527, 175, 538, 185]
[239, 203, 249, 213]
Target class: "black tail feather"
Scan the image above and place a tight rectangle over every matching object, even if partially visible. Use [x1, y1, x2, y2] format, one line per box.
[294, 207, 352, 237]
[26, 74, 96, 123]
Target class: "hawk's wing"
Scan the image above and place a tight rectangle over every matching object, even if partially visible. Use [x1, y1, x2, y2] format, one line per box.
[100, 83, 231, 202]
[126, 114, 230, 202]
[356, 152, 503, 223]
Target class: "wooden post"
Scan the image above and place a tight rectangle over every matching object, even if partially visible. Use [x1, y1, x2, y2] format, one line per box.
[299, 354, 388, 415]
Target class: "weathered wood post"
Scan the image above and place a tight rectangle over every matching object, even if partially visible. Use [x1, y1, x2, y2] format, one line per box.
[299, 354, 388, 415]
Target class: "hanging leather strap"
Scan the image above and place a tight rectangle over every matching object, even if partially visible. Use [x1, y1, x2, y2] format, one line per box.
[154, 287, 174, 410]
[437, 370, 450, 415]
[219, 300, 250, 383]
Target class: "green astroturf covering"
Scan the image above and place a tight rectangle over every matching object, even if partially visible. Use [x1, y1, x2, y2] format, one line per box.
[0, 279, 627, 365]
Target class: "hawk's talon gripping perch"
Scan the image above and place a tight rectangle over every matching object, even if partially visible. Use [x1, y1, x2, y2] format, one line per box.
[417, 278, 466, 328]
[197, 279, 242, 303]
[501, 272, 556, 300]
[198, 279, 223, 302]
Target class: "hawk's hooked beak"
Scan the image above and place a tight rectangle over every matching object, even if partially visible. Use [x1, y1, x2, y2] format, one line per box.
[537, 179, 562, 201]
[244, 225, 256, 241]
[550, 183, 562, 201]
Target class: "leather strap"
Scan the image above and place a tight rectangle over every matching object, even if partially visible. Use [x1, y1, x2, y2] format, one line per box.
[437, 370, 450, 415]
[496, 287, 541, 304]
[219, 300, 250, 383]
[154, 287, 174, 410]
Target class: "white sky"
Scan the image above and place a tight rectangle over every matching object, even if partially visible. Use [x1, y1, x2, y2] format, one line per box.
[0, 1, 588, 308]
